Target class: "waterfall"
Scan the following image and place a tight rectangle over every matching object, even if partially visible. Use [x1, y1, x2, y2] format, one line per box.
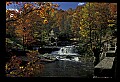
[51, 45, 80, 62]
[56, 45, 78, 55]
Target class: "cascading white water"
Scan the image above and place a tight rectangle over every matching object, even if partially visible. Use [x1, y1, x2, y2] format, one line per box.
[58, 46, 72, 55]
[51, 45, 78, 55]
[51, 45, 80, 62]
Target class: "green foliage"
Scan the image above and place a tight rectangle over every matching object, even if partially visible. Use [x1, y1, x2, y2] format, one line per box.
[6, 2, 117, 52]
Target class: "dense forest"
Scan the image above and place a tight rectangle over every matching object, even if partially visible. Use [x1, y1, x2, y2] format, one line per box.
[5, 2, 117, 77]
[6, 2, 117, 55]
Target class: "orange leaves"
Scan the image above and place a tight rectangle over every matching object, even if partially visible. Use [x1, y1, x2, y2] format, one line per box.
[6, 2, 12, 6]
[51, 9, 54, 12]
[15, 29, 23, 36]
[13, 14, 18, 19]
[13, 23, 17, 26]
[25, 19, 31, 23]
[15, 26, 29, 37]
[6, 2, 58, 37]
[6, 2, 20, 6]
[40, 10, 44, 14]
[32, 7, 36, 10]
[39, 10, 45, 17]
[23, 3, 34, 13]
[28, 24, 32, 27]
[24, 4, 28, 8]
[41, 7, 45, 11]
[36, 10, 39, 13]
[40, 7, 45, 14]
[6, 2, 9, 5]
[109, 3, 117, 15]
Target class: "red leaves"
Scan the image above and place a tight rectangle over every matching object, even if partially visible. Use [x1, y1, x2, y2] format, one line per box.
[51, 9, 54, 12]
[109, 3, 117, 15]
[16, 2, 18, 4]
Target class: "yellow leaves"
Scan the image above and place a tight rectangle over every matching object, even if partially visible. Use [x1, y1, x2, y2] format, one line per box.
[46, 7, 50, 11]
[108, 19, 116, 27]
[6, 29, 8, 32]
[80, 27, 83, 30]
[80, 31, 87, 37]
[18, 20, 23, 24]
[82, 13, 88, 19]
[24, 4, 28, 8]
[108, 24, 115, 27]
[24, 3, 33, 11]
[95, 12, 99, 14]
[80, 22, 82, 25]
[107, 19, 116, 23]
[6, 10, 8, 13]
[43, 19, 48, 24]
[20, 66, 24, 69]
[51, 13, 54, 17]
[10, 71, 14, 74]
[15, 29, 23, 34]
[13, 15, 17, 19]
[5, 64, 8, 69]
[13, 23, 17, 26]
[41, 17, 45, 19]
[37, 10, 39, 13]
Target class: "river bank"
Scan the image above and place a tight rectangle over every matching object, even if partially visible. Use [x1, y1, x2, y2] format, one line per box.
[6, 49, 94, 77]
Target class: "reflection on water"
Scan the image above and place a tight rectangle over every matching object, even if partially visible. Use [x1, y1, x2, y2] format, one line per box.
[36, 60, 94, 78]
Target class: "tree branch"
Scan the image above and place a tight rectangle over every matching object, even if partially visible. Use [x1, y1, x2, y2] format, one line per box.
[6, 8, 42, 23]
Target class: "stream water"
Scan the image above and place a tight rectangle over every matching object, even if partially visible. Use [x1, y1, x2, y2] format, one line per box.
[34, 45, 94, 78]
[35, 59, 94, 78]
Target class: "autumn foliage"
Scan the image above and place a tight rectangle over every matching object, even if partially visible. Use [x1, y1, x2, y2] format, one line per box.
[6, 2, 59, 77]
[6, 2, 59, 45]
[6, 2, 117, 77]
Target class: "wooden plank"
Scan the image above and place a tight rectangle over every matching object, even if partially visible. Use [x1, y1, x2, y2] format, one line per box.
[95, 57, 115, 69]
